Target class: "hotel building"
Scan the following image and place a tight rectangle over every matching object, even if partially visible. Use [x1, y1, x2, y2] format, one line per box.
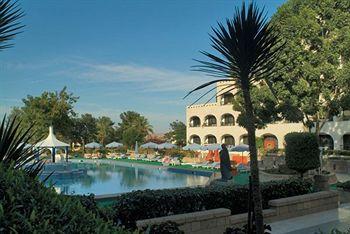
[186, 81, 350, 151]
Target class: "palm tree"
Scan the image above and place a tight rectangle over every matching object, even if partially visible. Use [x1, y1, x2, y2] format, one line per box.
[0, 116, 44, 177]
[185, 3, 283, 233]
[0, 0, 24, 51]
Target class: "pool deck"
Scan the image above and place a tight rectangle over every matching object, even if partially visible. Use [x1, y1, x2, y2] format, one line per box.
[269, 203, 350, 233]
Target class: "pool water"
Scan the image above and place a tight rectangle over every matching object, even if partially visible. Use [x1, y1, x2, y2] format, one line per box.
[41, 162, 210, 195]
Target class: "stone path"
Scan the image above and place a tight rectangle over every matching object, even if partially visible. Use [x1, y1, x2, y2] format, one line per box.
[269, 203, 350, 234]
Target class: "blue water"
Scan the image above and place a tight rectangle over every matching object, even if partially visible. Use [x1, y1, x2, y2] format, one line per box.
[42, 162, 210, 195]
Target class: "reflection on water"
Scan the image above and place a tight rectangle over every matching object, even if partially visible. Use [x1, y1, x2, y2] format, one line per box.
[43, 163, 209, 195]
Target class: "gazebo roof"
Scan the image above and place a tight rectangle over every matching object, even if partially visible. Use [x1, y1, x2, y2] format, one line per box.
[36, 126, 69, 148]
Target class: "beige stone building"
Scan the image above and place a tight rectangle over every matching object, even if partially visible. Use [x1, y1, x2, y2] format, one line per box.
[186, 81, 305, 150]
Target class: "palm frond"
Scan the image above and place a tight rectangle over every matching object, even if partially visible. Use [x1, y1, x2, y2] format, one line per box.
[187, 2, 283, 98]
[0, 115, 44, 178]
[0, 0, 24, 50]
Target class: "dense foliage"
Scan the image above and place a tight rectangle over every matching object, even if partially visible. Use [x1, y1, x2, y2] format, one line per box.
[10, 87, 79, 142]
[0, 116, 43, 177]
[111, 179, 312, 229]
[285, 132, 320, 177]
[337, 180, 350, 191]
[270, 0, 350, 133]
[142, 221, 184, 234]
[165, 121, 186, 147]
[0, 164, 130, 233]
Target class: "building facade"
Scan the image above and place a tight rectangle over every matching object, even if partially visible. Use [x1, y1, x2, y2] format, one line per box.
[186, 82, 306, 150]
[186, 82, 350, 151]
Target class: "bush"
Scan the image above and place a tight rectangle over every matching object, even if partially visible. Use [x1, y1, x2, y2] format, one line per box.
[0, 164, 129, 233]
[337, 180, 350, 191]
[224, 223, 271, 234]
[285, 132, 320, 177]
[112, 179, 312, 229]
[142, 221, 184, 234]
[326, 150, 350, 156]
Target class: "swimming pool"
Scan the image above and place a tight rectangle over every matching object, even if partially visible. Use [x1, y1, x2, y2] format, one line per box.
[41, 161, 210, 195]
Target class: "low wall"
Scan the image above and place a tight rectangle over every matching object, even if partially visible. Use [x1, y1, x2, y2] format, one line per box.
[325, 159, 350, 173]
[136, 191, 339, 234]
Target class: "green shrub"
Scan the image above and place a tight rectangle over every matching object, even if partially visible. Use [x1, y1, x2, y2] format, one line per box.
[326, 150, 350, 156]
[285, 132, 320, 177]
[142, 221, 184, 234]
[337, 181, 350, 191]
[112, 179, 312, 229]
[0, 164, 129, 233]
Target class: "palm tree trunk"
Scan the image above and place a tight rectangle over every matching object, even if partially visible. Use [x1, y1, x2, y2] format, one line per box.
[242, 88, 264, 234]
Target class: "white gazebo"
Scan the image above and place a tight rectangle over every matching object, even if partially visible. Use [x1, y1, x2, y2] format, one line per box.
[35, 126, 70, 163]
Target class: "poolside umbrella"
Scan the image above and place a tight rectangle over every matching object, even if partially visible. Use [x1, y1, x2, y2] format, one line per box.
[230, 144, 249, 164]
[230, 144, 249, 152]
[85, 142, 102, 149]
[140, 142, 159, 149]
[158, 142, 177, 149]
[183, 143, 202, 151]
[214, 150, 220, 162]
[205, 150, 214, 161]
[105, 141, 123, 148]
[202, 144, 222, 151]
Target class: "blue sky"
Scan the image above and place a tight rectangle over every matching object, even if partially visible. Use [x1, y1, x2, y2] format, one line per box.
[0, 0, 286, 132]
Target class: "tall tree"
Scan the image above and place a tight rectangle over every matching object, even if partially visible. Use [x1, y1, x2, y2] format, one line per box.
[269, 0, 350, 137]
[185, 3, 283, 232]
[117, 111, 153, 147]
[71, 113, 98, 151]
[10, 87, 78, 142]
[0, 0, 24, 51]
[165, 121, 186, 146]
[96, 116, 114, 146]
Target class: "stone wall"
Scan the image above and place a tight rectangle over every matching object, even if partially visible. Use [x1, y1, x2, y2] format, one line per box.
[136, 191, 339, 234]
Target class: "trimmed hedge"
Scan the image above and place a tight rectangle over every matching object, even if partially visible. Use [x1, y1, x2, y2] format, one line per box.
[0, 164, 128, 233]
[285, 132, 320, 177]
[112, 179, 312, 229]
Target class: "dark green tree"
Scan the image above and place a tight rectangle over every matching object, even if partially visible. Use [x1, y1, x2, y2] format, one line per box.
[117, 111, 153, 147]
[96, 116, 115, 146]
[10, 87, 78, 142]
[71, 113, 98, 152]
[185, 3, 283, 232]
[165, 121, 186, 147]
[268, 0, 350, 137]
[122, 127, 144, 148]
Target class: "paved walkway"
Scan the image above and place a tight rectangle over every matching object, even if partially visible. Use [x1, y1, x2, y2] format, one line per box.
[269, 203, 350, 233]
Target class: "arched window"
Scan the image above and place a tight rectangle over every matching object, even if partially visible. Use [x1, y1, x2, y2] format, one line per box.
[240, 134, 248, 145]
[319, 134, 334, 150]
[204, 115, 217, 127]
[189, 116, 201, 127]
[220, 93, 234, 105]
[190, 135, 201, 144]
[221, 114, 235, 126]
[343, 134, 350, 150]
[205, 135, 217, 144]
[222, 135, 235, 146]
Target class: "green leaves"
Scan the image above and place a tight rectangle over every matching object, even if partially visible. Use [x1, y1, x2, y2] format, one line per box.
[0, 0, 24, 51]
[0, 116, 44, 178]
[112, 178, 312, 229]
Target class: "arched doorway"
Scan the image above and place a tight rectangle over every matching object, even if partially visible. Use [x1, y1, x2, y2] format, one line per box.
[205, 135, 217, 144]
[221, 135, 235, 146]
[262, 134, 278, 151]
[190, 135, 201, 144]
[319, 134, 334, 150]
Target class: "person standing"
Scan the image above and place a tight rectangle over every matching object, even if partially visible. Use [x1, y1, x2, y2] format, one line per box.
[219, 144, 233, 181]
